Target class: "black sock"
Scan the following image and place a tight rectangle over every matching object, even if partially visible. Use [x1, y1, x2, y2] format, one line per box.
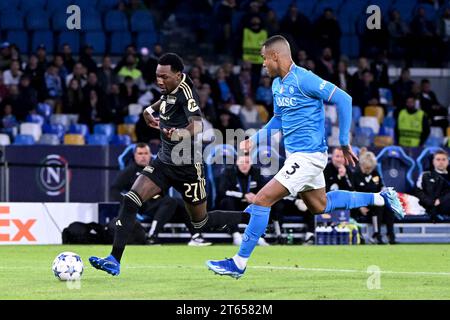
[199, 210, 248, 232]
[111, 190, 142, 262]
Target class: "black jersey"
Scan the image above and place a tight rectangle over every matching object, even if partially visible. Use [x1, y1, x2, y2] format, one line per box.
[157, 73, 203, 165]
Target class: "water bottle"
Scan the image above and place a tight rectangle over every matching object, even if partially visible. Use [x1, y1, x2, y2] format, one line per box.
[330, 225, 338, 245]
[336, 226, 342, 245]
[351, 228, 358, 245]
[316, 225, 325, 245]
[324, 225, 333, 245]
[287, 229, 294, 245]
[341, 225, 350, 245]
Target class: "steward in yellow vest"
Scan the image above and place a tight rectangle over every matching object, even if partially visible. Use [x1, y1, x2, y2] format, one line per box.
[242, 17, 268, 65]
[396, 97, 430, 147]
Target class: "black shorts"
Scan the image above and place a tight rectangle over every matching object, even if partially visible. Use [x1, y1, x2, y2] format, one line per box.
[140, 157, 207, 205]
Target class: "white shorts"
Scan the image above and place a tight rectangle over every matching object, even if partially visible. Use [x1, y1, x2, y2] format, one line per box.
[274, 152, 328, 196]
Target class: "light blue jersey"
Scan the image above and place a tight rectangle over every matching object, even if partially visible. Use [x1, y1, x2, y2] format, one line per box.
[272, 64, 338, 154]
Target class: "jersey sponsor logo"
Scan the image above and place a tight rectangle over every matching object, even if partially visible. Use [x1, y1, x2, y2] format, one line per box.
[37, 154, 71, 196]
[275, 97, 297, 107]
[167, 95, 177, 104]
[319, 80, 327, 90]
[187, 98, 199, 112]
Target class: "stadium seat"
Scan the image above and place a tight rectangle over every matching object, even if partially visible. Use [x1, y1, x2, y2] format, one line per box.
[353, 127, 374, 147]
[83, 32, 106, 55]
[20, 123, 42, 142]
[13, 134, 35, 145]
[82, 10, 102, 31]
[251, 145, 285, 181]
[42, 123, 66, 142]
[311, 0, 343, 20]
[118, 124, 137, 142]
[256, 104, 269, 123]
[110, 31, 132, 55]
[50, 114, 71, 129]
[0, 10, 24, 30]
[130, 10, 155, 32]
[378, 87, 393, 105]
[25, 114, 45, 126]
[26, 10, 50, 30]
[424, 136, 444, 147]
[364, 106, 384, 124]
[376, 146, 416, 193]
[374, 135, 394, 147]
[359, 116, 380, 134]
[68, 123, 89, 137]
[57, 31, 80, 55]
[46, 0, 71, 15]
[430, 126, 444, 138]
[0, 133, 11, 146]
[325, 104, 338, 124]
[64, 134, 85, 145]
[128, 104, 143, 116]
[32, 31, 54, 54]
[110, 134, 132, 146]
[36, 103, 52, 119]
[296, 0, 316, 17]
[416, 147, 444, 177]
[97, 0, 120, 12]
[38, 133, 60, 145]
[352, 106, 362, 124]
[20, 0, 46, 13]
[73, 0, 98, 11]
[87, 134, 109, 145]
[93, 123, 115, 139]
[124, 115, 139, 124]
[6, 31, 28, 53]
[136, 31, 159, 51]
[0, 0, 19, 11]
[104, 10, 128, 31]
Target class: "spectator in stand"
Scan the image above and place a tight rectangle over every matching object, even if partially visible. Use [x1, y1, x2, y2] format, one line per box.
[305, 58, 316, 72]
[66, 62, 87, 88]
[396, 95, 430, 147]
[16, 75, 38, 120]
[79, 89, 109, 129]
[198, 87, 218, 127]
[45, 65, 63, 100]
[193, 56, 214, 86]
[315, 47, 335, 82]
[279, 3, 311, 52]
[239, 62, 252, 100]
[53, 54, 69, 91]
[387, 10, 410, 60]
[62, 44, 76, 73]
[391, 68, 415, 109]
[107, 83, 126, 124]
[2, 85, 20, 120]
[83, 72, 104, 102]
[212, 67, 235, 104]
[314, 8, 341, 58]
[139, 44, 163, 84]
[265, 9, 279, 36]
[0, 71, 9, 103]
[36, 45, 49, 71]
[214, 0, 236, 55]
[255, 75, 272, 108]
[79, 45, 98, 74]
[222, 61, 243, 104]
[0, 103, 18, 134]
[114, 45, 139, 73]
[97, 55, 119, 95]
[63, 78, 84, 114]
[239, 96, 262, 130]
[324, 147, 354, 193]
[416, 149, 450, 222]
[3, 60, 22, 86]
[351, 57, 369, 92]
[334, 60, 352, 94]
[420, 79, 448, 133]
[24, 55, 46, 101]
[353, 70, 379, 108]
[438, 8, 450, 63]
[296, 49, 308, 68]
[352, 150, 396, 244]
[0, 42, 12, 71]
[217, 100, 243, 141]
[119, 76, 140, 106]
[370, 51, 390, 88]
[118, 54, 146, 91]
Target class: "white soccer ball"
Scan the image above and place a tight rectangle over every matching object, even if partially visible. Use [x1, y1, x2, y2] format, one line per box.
[52, 252, 84, 281]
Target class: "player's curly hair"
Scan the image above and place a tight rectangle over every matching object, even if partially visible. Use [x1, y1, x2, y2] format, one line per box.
[158, 53, 184, 73]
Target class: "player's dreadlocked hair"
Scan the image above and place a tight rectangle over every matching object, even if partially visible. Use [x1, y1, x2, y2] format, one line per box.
[158, 53, 184, 73]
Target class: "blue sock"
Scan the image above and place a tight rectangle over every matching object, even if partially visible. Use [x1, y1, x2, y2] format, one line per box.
[325, 191, 374, 212]
[238, 204, 270, 258]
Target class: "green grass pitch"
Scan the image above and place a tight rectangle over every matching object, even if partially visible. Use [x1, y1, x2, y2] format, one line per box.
[1, 244, 450, 300]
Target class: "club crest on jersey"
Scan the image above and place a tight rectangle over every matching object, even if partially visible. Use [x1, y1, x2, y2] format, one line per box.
[289, 86, 294, 94]
[319, 80, 327, 90]
[167, 95, 177, 104]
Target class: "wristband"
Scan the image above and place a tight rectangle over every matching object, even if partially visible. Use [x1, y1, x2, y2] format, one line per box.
[145, 106, 154, 114]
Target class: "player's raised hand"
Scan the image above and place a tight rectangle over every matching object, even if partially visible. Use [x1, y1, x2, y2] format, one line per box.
[162, 128, 177, 140]
[341, 145, 359, 167]
[143, 109, 160, 129]
[239, 139, 253, 152]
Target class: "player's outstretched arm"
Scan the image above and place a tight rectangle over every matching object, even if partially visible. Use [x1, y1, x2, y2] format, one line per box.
[241, 114, 282, 152]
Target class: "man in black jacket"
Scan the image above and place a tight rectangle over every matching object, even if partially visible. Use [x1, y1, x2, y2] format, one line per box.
[324, 147, 354, 192]
[416, 149, 450, 222]
[110, 143, 211, 246]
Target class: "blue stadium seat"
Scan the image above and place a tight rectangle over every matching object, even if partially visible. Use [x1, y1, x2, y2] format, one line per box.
[110, 31, 132, 54]
[87, 134, 109, 145]
[43, 123, 66, 141]
[312, 0, 343, 20]
[0, 10, 24, 30]
[6, 31, 28, 53]
[390, 1, 417, 23]
[104, 10, 128, 31]
[251, 145, 285, 182]
[51, 11, 68, 31]
[20, 0, 46, 13]
[130, 10, 155, 32]
[25, 114, 45, 126]
[267, 0, 291, 19]
[416, 147, 444, 177]
[72, 0, 98, 11]
[0, 0, 19, 11]
[32, 31, 54, 53]
[353, 127, 374, 147]
[352, 106, 362, 124]
[124, 115, 139, 124]
[376, 146, 415, 193]
[136, 31, 158, 50]
[110, 134, 132, 146]
[57, 31, 80, 55]
[26, 10, 50, 30]
[424, 136, 444, 147]
[83, 32, 106, 54]
[82, 11, 102, 31]
[93, 123, 115, 139]
[296, 0, 316, 17]
[68, 123, 89, 137]
[46, 0, 71, 14]
[97, 0, 120, 12]
[117, 143, 136, 170]
[37, 102, 53, 119]
[38, 133, 60, 145]
[13, 134, 35, 145]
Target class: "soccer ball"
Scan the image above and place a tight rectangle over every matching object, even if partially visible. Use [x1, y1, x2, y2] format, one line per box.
[52, 252, 84, 281]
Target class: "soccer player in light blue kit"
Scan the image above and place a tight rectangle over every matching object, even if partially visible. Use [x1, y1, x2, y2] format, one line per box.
[206, 35, 405, 279]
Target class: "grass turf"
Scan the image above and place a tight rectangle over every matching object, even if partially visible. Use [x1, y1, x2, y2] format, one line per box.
[1, 244, 450, 300]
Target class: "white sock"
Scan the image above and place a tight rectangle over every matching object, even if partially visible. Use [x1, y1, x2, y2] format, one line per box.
[372, 216, 379, 233]
[232, 255, 248, 270]
[373, 193, 385, 206]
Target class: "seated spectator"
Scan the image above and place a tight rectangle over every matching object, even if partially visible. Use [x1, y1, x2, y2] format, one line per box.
[61, 43, 76, 72]
[119, 76, 140, 106]
[353, 70, 379, 108]
[16, 75, 38, 120]
[53, 54, 69, 91]
[0, 71, 9, 103]
[79, 45, 98, 74]
[83, 72, 104, 102]
[193, 56, 214, 86]
[3, 60, 22, 86]
[333, 60, 352, 94]
[239, 96, 262, 130]
[216, 153, 269, 246]
[416, 149, 450, 222]
[420, 79, 448, 133]
[118, 54, 146, 91]
[222, 61, 243, 104]
[63, 78, 84, 114]
[107, 83, 127, 124]
[315, 47, 335, 82]
[352, 150, 396, 244]
[97, 55, 119, 95]
[0, 42, 12, 71]
[36, 45, 49, 70]
[314, 8, 341, 58]
[216, 100, 243, 142]
[265, 9, 280, 36]
[396, 95, 430, 147]
[198, 87, 217, 127]
[370, 51, 390, 88]
[212, 67, 235, 104]
[296, 49, 308, 68]
[66, 62, 87, 88]
[279, 3, 311, 52]
[79, 89, 110, 129]
[0, 103, 18, 136]
[324, 147, 354, 192]
[255, 75, 272, 107]
[45, 65, 63, 100]
[24, 54, 46, 100]
[350, 57, 370, 91]
[110, 143, 210, 246]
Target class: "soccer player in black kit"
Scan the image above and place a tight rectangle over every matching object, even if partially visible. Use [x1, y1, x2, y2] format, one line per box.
[89, 53, 240, 275]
